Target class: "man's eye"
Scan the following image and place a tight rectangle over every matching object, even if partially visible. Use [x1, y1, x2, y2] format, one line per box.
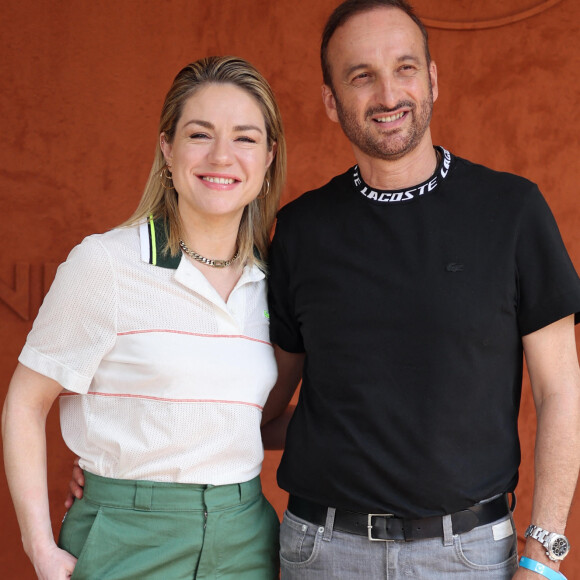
[351, 72, 372, 86]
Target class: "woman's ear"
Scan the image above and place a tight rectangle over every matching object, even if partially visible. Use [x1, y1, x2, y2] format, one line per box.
[160, 133, 173, 166]
[266, 141, 277, 170]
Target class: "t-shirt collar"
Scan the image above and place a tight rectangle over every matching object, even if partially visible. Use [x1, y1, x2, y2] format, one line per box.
[352, 146, 453, 204]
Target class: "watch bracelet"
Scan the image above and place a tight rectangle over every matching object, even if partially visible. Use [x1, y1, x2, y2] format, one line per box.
[524, 525, 570, 561]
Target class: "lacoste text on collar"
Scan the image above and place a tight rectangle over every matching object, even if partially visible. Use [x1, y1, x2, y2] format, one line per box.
[353, 147, 452, 204]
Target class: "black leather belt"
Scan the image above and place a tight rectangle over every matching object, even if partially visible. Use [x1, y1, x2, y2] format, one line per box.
[287, 494, 512, 542]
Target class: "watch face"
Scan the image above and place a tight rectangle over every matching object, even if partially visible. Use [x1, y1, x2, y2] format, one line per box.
[549, 535, 570, 559]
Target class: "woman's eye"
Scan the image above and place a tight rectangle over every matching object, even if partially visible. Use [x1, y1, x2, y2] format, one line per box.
[190, 133, 209, 139]
[236, 136, 257, 143]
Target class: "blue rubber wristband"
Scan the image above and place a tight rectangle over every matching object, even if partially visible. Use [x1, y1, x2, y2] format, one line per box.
[519, 557, 566, 580]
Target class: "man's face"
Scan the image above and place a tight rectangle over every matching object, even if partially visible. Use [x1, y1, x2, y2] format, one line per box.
[322, 7, 438, 162]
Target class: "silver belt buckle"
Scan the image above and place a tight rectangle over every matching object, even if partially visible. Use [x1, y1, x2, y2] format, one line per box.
[367, 513, 394, 542]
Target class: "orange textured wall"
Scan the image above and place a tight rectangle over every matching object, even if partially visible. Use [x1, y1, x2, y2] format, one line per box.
[1, 1, 579, 577]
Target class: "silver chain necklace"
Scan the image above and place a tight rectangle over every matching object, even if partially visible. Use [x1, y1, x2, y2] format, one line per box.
[179, 239, 240, 268]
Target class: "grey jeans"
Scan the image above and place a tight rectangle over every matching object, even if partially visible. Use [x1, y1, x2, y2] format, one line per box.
[280, 507, 518, 579]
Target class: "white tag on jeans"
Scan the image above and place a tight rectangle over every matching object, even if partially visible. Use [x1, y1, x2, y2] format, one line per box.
[492, 519, 513, 541]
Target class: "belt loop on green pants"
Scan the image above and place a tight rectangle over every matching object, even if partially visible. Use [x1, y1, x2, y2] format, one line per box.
[239, 477, 261, 503]
[134, 480, 153, 511]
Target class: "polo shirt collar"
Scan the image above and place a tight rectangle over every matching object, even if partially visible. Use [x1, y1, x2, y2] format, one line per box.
[139, 216, 182, 269]
[138, 215, 265, 283]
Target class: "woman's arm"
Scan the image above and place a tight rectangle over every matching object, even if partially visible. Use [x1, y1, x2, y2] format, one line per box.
[260, 346, 304, 449]
[2, 363, 77, 579]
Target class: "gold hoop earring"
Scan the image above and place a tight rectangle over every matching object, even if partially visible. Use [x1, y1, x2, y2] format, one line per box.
[159, 164, 174, 190]
[257, 178, 270, 199]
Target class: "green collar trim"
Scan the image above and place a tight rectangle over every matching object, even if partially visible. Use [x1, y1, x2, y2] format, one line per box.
[146, 215, 181, 270]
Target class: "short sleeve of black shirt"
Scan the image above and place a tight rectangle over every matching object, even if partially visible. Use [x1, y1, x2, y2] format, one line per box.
[268, 211, 305, 353]
[515, 186, 580, 335]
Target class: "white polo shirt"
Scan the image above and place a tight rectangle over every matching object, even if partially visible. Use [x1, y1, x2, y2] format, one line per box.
[19, 219, 277, 485]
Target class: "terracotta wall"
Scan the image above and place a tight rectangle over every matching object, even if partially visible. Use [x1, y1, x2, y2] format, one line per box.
[1, 0, 579, 577]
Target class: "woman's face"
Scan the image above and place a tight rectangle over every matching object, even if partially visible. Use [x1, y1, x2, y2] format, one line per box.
[161, 83, 275, 226]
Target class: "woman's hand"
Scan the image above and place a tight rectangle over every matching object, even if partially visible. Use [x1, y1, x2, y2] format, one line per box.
[31, 542, 77, 580]
[64, 457, 85, 509]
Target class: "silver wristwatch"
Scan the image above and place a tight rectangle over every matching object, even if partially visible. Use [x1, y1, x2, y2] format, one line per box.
[524, 524, 570, 561]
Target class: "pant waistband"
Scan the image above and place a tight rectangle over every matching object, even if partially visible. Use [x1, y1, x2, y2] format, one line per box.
[82, 471, 263, 512]
[287, 494, 512, 541]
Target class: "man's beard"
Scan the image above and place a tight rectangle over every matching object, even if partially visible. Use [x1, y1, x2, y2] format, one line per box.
[335, 89, 434, 161]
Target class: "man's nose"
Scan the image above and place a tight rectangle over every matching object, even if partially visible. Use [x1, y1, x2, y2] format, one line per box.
[374, 76, 402, 110]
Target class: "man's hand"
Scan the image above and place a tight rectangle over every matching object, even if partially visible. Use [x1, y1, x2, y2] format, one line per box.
[512, 569, 537, 579]
[513, 535, 568, 580]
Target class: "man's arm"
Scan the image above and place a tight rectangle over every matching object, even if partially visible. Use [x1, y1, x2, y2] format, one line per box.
[514, 314, 580, 578]
[261, 345, 305, 449]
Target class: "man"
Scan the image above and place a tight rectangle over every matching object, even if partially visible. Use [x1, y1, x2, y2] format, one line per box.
[263, 0, 580, 578]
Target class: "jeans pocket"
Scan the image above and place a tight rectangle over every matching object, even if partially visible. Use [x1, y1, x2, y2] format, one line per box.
[279, 510, 324, 566]
[454, 516, 518, 571]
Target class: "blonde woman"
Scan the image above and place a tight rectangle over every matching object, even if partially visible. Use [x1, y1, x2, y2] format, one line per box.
[3, 56, 286, 580]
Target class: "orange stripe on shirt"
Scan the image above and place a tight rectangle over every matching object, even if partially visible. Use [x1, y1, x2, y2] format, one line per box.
[117, 328, 271, 346]
[58, 391, 264, 409]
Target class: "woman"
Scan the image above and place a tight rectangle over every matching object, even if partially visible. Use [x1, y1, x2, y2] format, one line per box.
[2, 55, 286, 580]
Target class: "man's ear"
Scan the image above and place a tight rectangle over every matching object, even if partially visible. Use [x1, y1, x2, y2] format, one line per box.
[321, 84, 340, 123]
[429, 61, 438, 103]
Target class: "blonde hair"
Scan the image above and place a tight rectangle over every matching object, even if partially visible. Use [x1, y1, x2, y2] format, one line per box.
[124, 56, 286, 270]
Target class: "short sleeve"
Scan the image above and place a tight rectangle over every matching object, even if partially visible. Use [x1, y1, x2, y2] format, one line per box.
[267, 215, 305, 353]
[18, 235, 118, 393]
[516, 186, 580, 335]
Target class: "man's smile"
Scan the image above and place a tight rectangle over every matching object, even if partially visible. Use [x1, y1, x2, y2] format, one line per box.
[373, 111, 406, 123]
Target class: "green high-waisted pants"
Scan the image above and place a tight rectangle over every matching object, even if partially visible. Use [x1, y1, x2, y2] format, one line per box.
[58, 471, 280, 579]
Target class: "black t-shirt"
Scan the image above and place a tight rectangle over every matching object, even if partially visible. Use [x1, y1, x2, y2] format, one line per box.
[268, 148, 580, 518]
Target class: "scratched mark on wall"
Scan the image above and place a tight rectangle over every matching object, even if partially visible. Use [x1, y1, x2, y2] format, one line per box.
[0, 263, 58, 321]
[419, 0, 563, 30]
